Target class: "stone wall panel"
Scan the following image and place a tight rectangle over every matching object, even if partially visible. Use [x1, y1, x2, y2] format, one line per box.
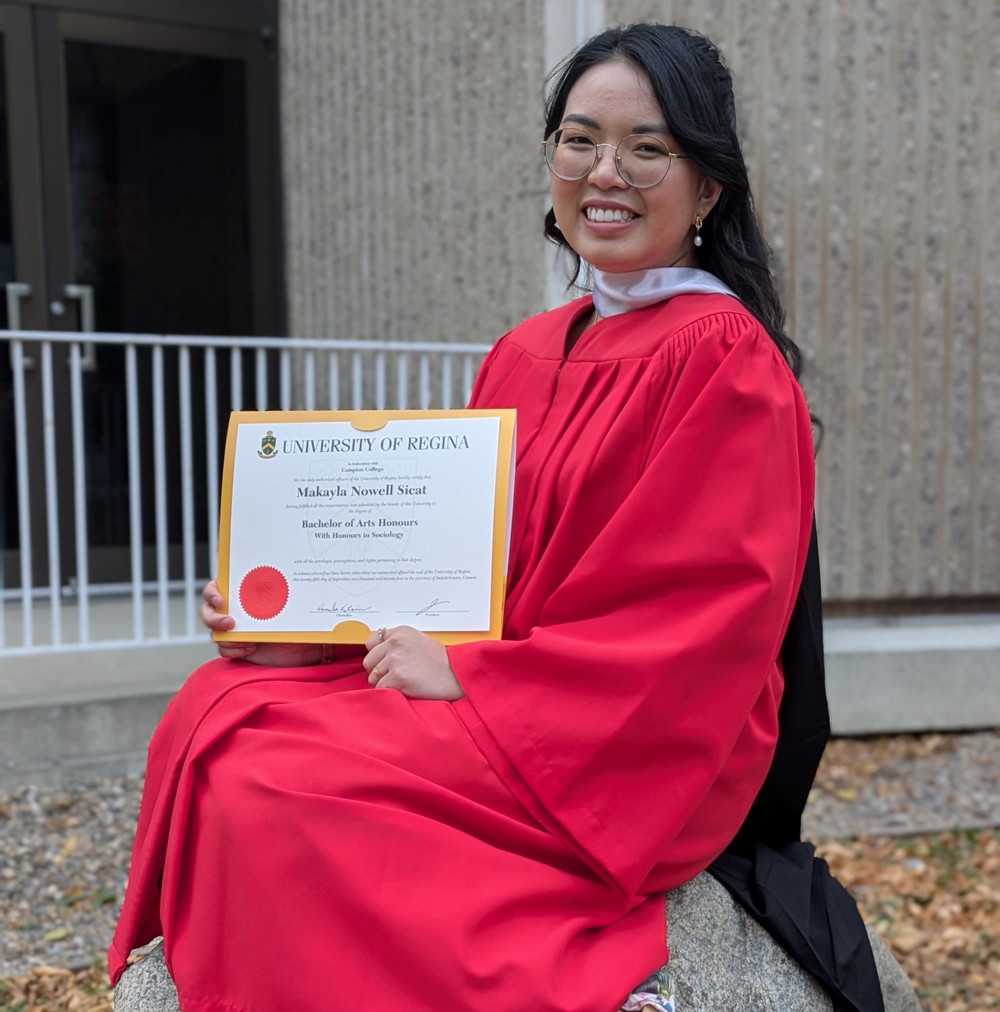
[280, 0, 547, 355]
[607, 0, 998, 601]
[281, 1, 999, 601]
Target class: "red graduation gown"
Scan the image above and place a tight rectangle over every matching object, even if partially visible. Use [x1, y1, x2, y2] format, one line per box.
[109, 293, 816, 1011]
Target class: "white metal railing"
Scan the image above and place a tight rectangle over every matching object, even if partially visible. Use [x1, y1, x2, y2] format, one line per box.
[0, 330, 492, 656]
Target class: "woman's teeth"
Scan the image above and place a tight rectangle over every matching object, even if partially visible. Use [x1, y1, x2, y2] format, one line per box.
[585, 207, 637, 222]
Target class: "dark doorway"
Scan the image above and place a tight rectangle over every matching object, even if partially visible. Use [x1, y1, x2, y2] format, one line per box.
[0, 2, 282, 589]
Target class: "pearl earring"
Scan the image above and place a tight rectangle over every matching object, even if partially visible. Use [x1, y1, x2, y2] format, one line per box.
[693, 214, 704, 248]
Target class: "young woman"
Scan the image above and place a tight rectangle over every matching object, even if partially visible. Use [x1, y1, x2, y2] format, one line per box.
[111, 24, 879, 1012]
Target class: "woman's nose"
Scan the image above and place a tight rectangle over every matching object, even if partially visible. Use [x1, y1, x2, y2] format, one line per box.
[587, 144, 628, 188]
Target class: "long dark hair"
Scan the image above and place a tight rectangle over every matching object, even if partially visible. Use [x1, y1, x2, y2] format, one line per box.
[543, 24, 802, 378]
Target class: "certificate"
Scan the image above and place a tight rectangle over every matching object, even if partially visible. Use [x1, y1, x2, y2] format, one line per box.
[214, 409, 516, 644]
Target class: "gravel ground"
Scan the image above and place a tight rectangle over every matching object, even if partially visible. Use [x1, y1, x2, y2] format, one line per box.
[0, 777, 139, 978]
[1, 729, 998, 980]
[802, 729, 1000, 839]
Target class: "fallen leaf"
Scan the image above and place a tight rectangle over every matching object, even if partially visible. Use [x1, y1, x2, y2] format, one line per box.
[91, 885, 117, 908]
[891, 923, 928, 953]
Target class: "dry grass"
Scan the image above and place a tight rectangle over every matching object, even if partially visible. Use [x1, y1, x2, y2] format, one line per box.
[0, 962, 112, 1012]
[817, 830, 1000, 1012]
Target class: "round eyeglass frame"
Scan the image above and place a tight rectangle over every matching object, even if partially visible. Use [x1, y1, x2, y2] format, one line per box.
[542, 129, 689, 189]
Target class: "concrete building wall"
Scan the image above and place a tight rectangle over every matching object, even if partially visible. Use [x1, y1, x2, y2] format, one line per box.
[279, 0, 1000, 606]
[279, 0, 548, 352]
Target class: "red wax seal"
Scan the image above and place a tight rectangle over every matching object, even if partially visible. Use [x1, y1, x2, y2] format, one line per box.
[239, 566, 289, 620]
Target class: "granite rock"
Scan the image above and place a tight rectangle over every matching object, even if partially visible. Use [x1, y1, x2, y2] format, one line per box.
[113, 942, 178, 1012]
[667, 871, 923, 1012]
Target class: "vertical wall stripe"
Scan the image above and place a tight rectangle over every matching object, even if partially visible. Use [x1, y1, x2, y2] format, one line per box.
[968, 0, 988, 593]
[913, 0, 931, 594]
[978, 0, 999, 594]
[843, 0, 861, 596]
[938, 0, 958, 593]
[877, 0, 896, 598]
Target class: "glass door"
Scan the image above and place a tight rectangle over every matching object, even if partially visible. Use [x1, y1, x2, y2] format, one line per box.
[4, 5, 281, 589]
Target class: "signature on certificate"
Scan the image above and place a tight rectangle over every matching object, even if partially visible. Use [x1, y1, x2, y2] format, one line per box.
[411, 598, 468, 617]
[311, 602, 376, 616]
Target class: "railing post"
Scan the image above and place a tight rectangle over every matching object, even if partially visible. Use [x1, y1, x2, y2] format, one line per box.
[179, 346, 197, 637]
[205, 347, 220, 583]
[152, 346, 170, 639]
[40, 342, 62, 645]
[69, 342, 90, 643]
[11, 339, 34, 647]
[126, 343, 144, 640]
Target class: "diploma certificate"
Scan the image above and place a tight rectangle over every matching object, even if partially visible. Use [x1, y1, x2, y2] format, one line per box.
[215, 410, 516, 644]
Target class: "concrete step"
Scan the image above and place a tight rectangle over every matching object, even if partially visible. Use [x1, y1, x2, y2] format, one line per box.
[823, 614, 1000, 734]
[0, 642, 212, 789]
[1, 617, 998, 788]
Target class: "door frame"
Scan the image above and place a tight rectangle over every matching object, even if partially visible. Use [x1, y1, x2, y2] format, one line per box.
[22, 0, 276, 35]
[1, 3, 47, 328]
[0, 3, 47, 591]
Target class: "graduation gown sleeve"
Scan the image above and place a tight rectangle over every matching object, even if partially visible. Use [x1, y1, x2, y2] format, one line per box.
[448, 304, 816, 900]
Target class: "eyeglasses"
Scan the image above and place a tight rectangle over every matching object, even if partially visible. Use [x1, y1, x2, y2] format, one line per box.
[543, 127, 689, 189]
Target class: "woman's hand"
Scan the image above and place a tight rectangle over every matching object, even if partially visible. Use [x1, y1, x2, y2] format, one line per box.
[363, 626, 465, 701]
[200, 579, 321, 667]
[201, 579, 236, 632]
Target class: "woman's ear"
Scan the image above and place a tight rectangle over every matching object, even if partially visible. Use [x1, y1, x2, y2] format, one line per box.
[697, 176, 723, 219]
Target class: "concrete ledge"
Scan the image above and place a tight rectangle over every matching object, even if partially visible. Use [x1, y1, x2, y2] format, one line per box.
[1, 617, 997, 785]
[825, 614, 1000, 735]
[0, 642, 212, 789]
[0, 642, 210, 709]
[0, 693, 175, 790]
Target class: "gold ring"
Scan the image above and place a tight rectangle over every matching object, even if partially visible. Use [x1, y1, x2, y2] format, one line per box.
[372, 664, 381, 678]
[378, 627, 387, 642]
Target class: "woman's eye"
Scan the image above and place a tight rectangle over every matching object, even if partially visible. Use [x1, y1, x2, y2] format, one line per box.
[633, 141, 668, 157]
[563, 134, 594, 147]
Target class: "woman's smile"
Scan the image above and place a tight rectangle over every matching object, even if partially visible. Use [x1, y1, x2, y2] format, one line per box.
[582, 203, 640, 224]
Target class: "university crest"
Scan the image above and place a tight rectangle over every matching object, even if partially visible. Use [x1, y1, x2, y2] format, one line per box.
[257, 430, 278, 459]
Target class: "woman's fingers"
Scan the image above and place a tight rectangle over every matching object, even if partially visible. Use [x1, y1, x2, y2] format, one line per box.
[363, 626, 392, 684]
[361, 626, 464, 700]
[203, 575, 239, 654]
[363, 626, 391, 652]
[201, 604, 236, 632]
[217, 641, 257, 659]
[200, 578, 236, 631]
